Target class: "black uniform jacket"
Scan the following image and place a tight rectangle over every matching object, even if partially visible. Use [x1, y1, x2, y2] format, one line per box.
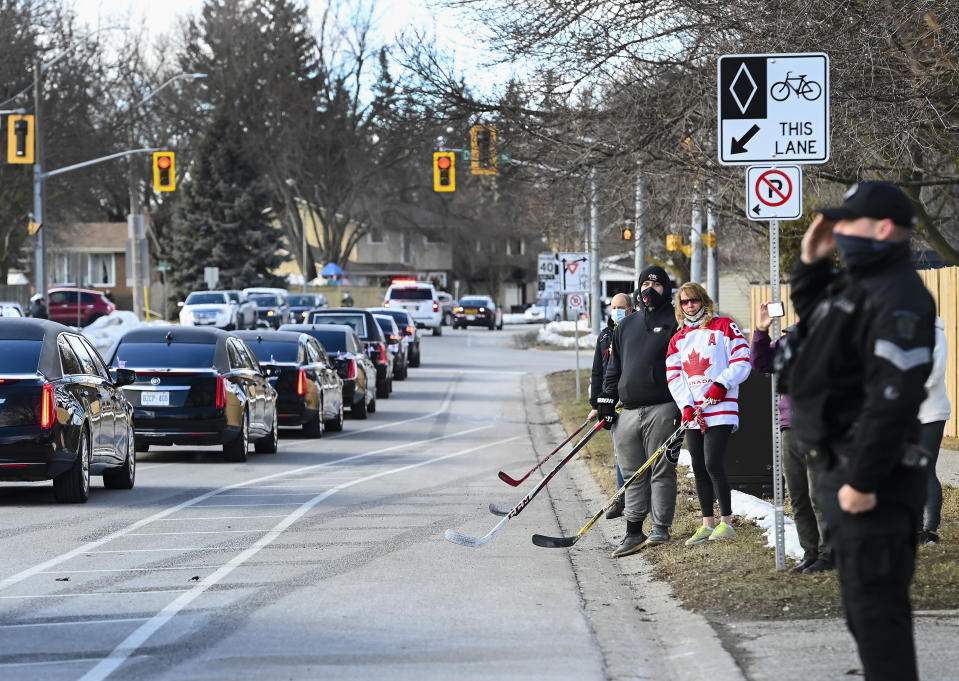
[788, 243, 935, 494]
[589, 319, 615, 408]
[603, 303, 678, 409]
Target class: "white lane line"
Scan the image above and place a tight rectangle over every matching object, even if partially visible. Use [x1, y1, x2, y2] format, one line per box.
[78, 434, 521, 681]
[0, 658, 105, 669]
[190, 503, 304, 508]
[85, 548, 248, 554]
[0, 617, 149, 629]
[126, 531, 266, 536]
[412, 368, 526, 375]
[150, 515, 288, 521]
[215, 492, 320, 497]
[0, 590, 190, 600]
[0, 422, 489, 593]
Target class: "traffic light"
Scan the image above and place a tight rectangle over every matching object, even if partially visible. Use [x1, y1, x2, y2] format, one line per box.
[702, 232, 717, 248]
[666, 234, 691, 257]
[153, 151, 176, 192]
[469, 124, 497, 175]
[622, 226, 634, 241]
[6, 115, 34, 164]
[433, 151, 455, 192]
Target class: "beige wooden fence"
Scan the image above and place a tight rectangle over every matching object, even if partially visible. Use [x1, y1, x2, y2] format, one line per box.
[751, 266, 959, 438]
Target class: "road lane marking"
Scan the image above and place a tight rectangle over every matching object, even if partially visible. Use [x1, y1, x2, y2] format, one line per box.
[84, 548, 249, 554]
[190, 503, 306, 508]
[0, 658, 111, 669]
[0, 424, 491, 593]
[213, 492, 321, 497]
[126, 531, 267, 536]
[78, 434, 521, 681]
[0, 590, 190, 600]
[150, 515, 288, 521]
[0, 617, 150, 629]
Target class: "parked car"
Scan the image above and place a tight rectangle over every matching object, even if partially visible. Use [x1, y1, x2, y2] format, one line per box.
[307, 308, 393, 399]
[110, 326, 278, 461]
[453, 295, 504, 330]
[523, 296, 563, 323]
[235, 330, 344, 436]
[367, 307, 420, 367]
[280, 324, 376, 419]
[372, 314, 408, 380]
[245, 292, 288, 329]
[47, 287, 116, 327]
[382, 280, 442, 336]
[178, 291, 242, 330]
[437, 292, 455, 326]
[0, 302, 24, 317]
[287, 293, 329, 323]
[224, 290, 258, 329]
[0, 319, 137, 502]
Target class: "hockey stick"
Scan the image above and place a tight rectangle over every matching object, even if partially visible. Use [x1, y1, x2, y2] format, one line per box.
[531, 422, 687, 549]
[497, 417, 594, 487]
[445, 419, 607, 548]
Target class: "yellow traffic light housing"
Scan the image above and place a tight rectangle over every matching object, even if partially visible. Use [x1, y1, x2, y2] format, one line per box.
[469, 125, 497, 175]
[433, 151, 455, 192]
[666, 234, 692, 257]
[153, 152, 176, 191]
[6, 115, 35, 164]
[622, 226, 634, 241]
[702, 232, 717, 248]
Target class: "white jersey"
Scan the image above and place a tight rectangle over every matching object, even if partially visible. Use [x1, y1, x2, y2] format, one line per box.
[666, 316, 752, 430]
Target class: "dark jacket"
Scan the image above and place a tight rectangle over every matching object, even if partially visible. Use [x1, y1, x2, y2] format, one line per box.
[589, 318, 615, 408]
[28, 300, 47, 319]
[603, 302, 677, 408]
[750, 328, 792, 428]
[788, 243, 934, 493]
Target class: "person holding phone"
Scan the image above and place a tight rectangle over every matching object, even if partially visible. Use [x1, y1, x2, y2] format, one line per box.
[750, 301, 831, 573]
[788, 181, 934, 681]
[665, 282, 751, 545]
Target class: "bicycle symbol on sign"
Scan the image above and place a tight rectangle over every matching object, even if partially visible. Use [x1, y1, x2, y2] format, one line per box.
[770, 71, 822, 102]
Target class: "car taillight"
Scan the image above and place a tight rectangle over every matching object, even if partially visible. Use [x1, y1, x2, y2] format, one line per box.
[40, 383, 55, 429]
[383, 300, 390, 307]
[345, 359, 357, 380]
[406, 325, 415, 335]
[389, 334, 399, 342]
[378, 343, 387, 364]
[297, 368, 307, 395]
[215, 376, 227, 409]
[432, 300, 439, 312]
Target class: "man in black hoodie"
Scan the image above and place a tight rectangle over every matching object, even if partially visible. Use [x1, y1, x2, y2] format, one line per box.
[599, 265, 680, 558]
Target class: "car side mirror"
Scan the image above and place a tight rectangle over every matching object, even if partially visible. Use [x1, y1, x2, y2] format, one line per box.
[112, 368, 137, 387]
[177, 301, 185, 308]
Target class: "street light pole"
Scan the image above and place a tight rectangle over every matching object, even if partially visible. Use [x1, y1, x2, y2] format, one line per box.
[32, 61, 45, 298]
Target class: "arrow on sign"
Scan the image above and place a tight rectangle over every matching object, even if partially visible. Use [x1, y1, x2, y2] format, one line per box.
[731, 124, 760, 154]
[752, 204, 760, 215]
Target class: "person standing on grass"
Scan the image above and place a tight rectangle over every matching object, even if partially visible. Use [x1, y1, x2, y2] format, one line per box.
[788, 181, 933, 681]
[917, 316, 950, 546]
[665, 282, 751, 546]
[750, 302, 832, 573]
[599, 265, 680, 558]
[587, 292, 634, 519]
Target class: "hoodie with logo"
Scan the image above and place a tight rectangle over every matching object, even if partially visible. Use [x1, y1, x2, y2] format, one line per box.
[603, 303, 678, 408]
[666, 316, 752, 430]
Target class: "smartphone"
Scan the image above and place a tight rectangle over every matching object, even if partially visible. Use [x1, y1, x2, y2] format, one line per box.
[767, 301, 785, 318]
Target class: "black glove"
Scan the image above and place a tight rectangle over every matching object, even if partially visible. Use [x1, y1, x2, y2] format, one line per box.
[597, 394, 617, 430]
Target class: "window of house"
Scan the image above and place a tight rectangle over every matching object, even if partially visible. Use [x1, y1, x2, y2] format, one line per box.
[424, 231, 441, 245]
[87, 253, 115, 286]
[367, 228, 385, 244]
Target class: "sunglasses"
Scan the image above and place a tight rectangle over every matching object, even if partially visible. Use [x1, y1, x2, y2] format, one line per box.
[680, 298, 702, 306]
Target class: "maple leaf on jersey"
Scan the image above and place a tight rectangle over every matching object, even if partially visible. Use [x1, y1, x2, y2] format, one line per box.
[682, 349, 712, 377]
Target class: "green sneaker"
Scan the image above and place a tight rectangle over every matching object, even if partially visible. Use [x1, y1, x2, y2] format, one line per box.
[708, 522, 737, 541]
[685, 525, 713, 546]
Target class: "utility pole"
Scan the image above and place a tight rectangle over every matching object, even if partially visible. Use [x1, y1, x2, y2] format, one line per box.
[634, 167, 646, 285]
[689, 194, 704, 284]
[32, 61, 45, 298]
[589, 168, 601, 336]
[706, 189, 719, 306]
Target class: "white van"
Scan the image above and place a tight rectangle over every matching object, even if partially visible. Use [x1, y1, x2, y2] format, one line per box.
[383, 280, 442, 336]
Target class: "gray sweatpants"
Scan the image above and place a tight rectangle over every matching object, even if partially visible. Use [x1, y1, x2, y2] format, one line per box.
[613, 403, 680, 528]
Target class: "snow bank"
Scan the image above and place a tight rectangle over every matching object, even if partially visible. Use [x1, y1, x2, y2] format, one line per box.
[502, 313, 526, 325]
[82, 311, 146, 359]
[536, 320, 597, 349]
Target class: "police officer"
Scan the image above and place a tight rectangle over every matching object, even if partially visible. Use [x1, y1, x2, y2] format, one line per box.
[600, 266, 680, 558]
[788, 181, 934, 681]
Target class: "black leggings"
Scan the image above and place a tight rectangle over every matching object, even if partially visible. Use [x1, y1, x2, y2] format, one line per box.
[686, 425, 734, 518]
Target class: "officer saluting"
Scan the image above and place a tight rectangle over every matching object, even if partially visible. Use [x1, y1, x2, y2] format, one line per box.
[788, 182, 934, 681]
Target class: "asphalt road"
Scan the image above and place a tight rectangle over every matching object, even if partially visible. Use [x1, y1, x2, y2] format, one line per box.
[0, 324, 609, 681]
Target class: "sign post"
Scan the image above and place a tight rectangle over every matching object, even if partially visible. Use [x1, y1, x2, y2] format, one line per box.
[719, 52, 830, 569]
[203, 266, 219, 291]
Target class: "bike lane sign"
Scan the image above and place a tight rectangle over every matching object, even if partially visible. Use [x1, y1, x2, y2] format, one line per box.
[717, 53, 829, 165]
[746, 165, 803, 221]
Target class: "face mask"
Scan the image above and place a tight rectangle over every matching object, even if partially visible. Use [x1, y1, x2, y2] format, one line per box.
[611, 308, 627, 324]
[834, 232, 895, 267]
[684, 306, 706, 324]
[640, 287, 665, 310]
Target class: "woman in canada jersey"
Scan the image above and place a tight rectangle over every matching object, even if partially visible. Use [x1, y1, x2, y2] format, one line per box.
[665, 282, 751, 545]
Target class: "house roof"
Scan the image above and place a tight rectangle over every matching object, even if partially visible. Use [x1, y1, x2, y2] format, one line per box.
[60, 222, 128, 252]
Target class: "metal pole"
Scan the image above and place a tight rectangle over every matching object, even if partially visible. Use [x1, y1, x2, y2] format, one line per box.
[634, 167, 646, 286]
[706, 190, 719, 306]
[302, 219, 308, 293]
[589, 169, 601, 335]
[690, 194, 703, 284]
[32, 61, 45, 299]
[574, 309, 581, 401]
[770, 219, 785, 569]
[128, 120, 141, 318]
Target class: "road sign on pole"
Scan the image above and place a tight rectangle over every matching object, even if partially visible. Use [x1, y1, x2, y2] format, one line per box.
[203, 266, 219, 290]
[717, 53, 830, 165]
[746, 165, 803, 221]
[556, 252, 589, 294]
[537, 252, 558, 297]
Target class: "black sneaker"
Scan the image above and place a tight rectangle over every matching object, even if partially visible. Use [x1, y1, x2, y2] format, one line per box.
[605, 497, 625, 520]
[919, 530, 940, 546]
[644, 526, 670, 546]
[789, 557, 817, 574]
[802, 557, 835, 573]
[611, 532, 647, 558]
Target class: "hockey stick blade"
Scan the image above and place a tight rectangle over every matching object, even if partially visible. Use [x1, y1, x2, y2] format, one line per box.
[489, 503, 511, 516]
[497, 471, 522, 487]
[444, 528, 494, 548]
[497, 417, 593, 487]
[531, 533, 579, 548]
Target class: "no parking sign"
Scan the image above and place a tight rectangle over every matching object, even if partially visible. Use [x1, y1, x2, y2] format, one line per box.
[745, 165, 803, 221]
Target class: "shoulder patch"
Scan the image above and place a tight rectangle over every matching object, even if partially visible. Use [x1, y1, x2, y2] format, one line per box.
[892, 310, 920, 341]
[874, 339, 931, 372]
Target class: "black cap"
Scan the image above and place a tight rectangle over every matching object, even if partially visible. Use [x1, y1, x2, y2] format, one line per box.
[637, 265, 671, 289]
[820, 181, 917, 228]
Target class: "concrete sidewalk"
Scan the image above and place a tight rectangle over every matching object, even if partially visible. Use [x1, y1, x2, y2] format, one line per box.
[533, 374, 959, 680]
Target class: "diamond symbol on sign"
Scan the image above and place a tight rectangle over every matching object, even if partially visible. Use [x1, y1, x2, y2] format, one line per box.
[729, 63, 758, 114]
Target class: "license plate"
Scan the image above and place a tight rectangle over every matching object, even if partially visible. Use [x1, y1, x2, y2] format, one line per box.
[141, 391, 170, 406]
[404, 304, 417, 310]
[466, 314, 476, 320]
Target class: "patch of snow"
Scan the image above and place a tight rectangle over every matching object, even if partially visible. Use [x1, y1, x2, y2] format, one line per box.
[536, 320, 597, 349]
[730, 490, 804, 559]
[81, 311, 146, 360]
[502, 313, 526, 325]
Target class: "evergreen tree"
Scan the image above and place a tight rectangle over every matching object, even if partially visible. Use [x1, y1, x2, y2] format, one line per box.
[169, 108, 284, 296]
